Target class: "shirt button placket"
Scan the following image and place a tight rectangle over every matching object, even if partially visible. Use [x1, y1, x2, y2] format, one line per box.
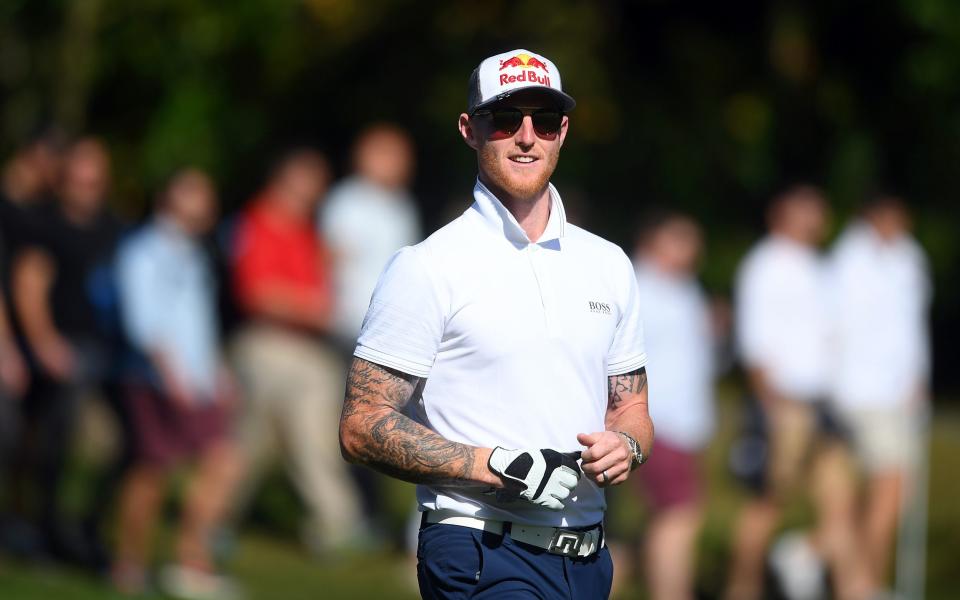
[527, 243, 555, 334]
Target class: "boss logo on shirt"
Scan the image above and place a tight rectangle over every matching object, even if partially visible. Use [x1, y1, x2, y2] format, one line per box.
[588, 301, 612, 315]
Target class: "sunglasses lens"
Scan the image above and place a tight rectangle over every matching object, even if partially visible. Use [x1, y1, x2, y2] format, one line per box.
[532, 110, 562, 135]
[491, 109, 524, 134]
[477, 108, 563, 137]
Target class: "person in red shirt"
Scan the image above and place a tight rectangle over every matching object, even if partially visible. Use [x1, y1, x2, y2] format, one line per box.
[228, 148, 366, 555]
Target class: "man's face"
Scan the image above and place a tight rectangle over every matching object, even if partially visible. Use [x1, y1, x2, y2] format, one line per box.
[868, 201, 910, 241]
[356, 129, 414, 190]
[652, 218, 702, 274]
[167, 170, 218, 236]
[61, 140, 110, 215]
[771, 188, 829, 246]
[274, 154, 330, 220]
[791, 196, 828, 245]
[459, 89, 568, 204]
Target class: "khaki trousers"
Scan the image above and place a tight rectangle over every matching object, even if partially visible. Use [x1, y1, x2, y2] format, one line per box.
[230, 324, 362, 549]
[764, 398, 855, 506]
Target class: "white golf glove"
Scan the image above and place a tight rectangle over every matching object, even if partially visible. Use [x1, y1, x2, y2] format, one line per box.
[488, 447, 582, 511]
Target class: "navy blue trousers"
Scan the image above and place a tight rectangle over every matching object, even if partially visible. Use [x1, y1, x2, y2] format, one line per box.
[417, 522, 613, 599]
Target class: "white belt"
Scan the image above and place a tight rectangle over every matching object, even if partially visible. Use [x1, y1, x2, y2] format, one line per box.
[423, 509, 604, 558]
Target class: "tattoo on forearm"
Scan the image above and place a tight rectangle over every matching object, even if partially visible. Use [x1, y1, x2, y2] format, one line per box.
[608, 367, 647, 409]
[341, 358, 478, 486]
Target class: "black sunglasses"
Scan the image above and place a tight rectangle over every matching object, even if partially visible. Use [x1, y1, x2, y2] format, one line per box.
[472, 107, 564, 136]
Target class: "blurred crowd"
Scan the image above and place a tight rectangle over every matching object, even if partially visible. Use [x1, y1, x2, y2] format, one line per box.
[615, 189, 930, 600]
[0, 126, 420, 598]
[0, 129, 931, 600]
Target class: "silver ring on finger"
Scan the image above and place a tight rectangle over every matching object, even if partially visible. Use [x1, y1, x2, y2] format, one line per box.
[601, 470, 609, 484]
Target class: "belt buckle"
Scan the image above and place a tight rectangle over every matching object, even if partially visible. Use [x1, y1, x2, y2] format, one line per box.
[548, 529, 586, 557]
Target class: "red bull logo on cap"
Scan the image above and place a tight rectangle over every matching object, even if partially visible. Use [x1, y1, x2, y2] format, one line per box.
[498, 52, 551, 86]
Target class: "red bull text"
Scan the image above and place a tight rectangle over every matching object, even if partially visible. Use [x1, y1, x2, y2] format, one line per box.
[499, 70, 551, 86]
[498, 54, 552, 86]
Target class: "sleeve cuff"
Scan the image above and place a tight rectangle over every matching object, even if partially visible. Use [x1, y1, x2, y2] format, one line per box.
[353, 345, 433, 379]
[607, 353, 647, 376]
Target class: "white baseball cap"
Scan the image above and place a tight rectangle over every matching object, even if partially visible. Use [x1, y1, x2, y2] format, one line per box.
[467, 49, 576, 114]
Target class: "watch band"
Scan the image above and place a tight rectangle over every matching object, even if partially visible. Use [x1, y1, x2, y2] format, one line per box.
[615, 431, 645, 470]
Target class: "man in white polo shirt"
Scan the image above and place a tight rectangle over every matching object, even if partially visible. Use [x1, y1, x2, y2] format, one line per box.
[725, 186, 870, 600]
[339, 49, 652, 599]
[829, 195, 931, 594]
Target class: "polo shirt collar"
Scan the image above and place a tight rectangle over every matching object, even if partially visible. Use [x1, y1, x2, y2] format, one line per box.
[472, 179, 567, 245]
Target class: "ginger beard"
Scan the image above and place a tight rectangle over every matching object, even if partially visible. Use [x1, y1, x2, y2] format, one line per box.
[477, 133, 560, 204]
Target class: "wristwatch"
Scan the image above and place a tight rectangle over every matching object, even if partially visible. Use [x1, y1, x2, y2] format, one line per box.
[616, 431, 645, 470]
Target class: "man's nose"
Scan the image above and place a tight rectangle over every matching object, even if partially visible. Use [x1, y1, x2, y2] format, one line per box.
[514, 115, 536, 147]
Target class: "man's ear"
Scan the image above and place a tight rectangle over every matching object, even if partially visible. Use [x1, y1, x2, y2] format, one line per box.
[558, 115, 570, 148]
[459, 113, 481, 150]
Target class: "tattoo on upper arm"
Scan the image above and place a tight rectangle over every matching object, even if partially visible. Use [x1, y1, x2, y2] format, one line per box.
[341, 358, 477, 486]
[342, 358, 419, 418]
[607, 367, 647, 409]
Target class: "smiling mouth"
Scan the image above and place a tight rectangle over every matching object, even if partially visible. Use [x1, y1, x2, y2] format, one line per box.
[509, 155, 538, 164]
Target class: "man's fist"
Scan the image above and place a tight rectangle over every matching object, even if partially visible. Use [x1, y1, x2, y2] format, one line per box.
[577, 431, 633, 487]
[488, 447, 582, 510]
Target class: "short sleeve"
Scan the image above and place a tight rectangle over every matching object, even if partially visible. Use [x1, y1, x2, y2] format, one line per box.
[354, 246, 445, 378]
[116, 235, 163, 352]
[320, 189, 361, 254]
[734, 251, 772, 368]
[607, 252, 647, 375]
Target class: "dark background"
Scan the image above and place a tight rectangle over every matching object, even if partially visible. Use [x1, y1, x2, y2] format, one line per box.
[3, 0, 958, 396]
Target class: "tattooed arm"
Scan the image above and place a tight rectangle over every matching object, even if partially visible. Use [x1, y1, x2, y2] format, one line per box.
[605, 367, 653, 449]
[578, 367, 654, 487]
[339, 357, 504, 488]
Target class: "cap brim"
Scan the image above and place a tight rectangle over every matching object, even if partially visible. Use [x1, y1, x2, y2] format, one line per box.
[473, 85, 576, 113]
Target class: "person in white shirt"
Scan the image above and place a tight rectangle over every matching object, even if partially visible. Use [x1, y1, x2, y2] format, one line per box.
[322, 124, 422, 347]
[725, 185, 870, 600]
[339, 49, 652, 599]
[630, 213, 715, 600]
[828, 195, 931, 591]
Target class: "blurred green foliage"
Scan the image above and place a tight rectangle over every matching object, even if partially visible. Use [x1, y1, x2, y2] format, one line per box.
[1, 0, 959, 390]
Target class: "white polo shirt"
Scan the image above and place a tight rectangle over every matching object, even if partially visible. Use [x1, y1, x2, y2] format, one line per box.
[634, 262, 715, 451]
[828, 222, 931, 410]
[321, 176, 421, 343]
[355, 180, 646, 528]
[735, 235, 830, 401]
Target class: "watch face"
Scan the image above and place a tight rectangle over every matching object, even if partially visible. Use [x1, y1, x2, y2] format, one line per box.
[618, 432, 642, 466]
[630, 441, 642, 464]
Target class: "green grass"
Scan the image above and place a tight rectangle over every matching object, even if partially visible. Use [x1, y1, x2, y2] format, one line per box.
[0, 534, 419, 600]
[2, 390, 959, 599]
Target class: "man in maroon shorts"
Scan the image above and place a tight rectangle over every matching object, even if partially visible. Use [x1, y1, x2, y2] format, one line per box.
[630, 213, 718, 600]
[112, 169, 242, 597]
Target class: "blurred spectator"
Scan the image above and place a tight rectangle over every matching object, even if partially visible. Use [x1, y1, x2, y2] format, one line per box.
[0, 238, 28, 474]
[321, 123, 421, 349]
[828, 195, 932, 593]
[0, 135, 59, 542]
[321, 124, 421, 543]
[112, 169, 242, 598]
[629, 213, 716, 600]
[0, 132, 64, 259]
[0, 238, 28, 400]
[228, 148, 367, 555]
[725, 185, 870, 600]
[10, 137, 124, 567]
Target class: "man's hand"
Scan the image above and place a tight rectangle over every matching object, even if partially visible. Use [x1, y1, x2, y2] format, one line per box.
[215, 364, 239, 412]
[577, 431, 632, 488]
[161, 371, 194, 411]
[34, 335, 75, 381]
[150, 351, 194, 410]
[0, 338, 28, 397]
[488, 447, 582, 510]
